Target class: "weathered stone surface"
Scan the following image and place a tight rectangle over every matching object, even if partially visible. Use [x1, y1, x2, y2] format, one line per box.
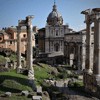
[36, 86, 42, 96]
[32, 96, 42, 100]
[5, 92, 12, 97]
[21, 90, 29, 96]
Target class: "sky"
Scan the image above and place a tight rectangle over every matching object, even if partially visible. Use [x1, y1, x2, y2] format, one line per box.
[0, 0, 100, 31]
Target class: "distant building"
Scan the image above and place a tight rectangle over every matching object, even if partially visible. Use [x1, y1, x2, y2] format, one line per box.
[36, 2, 94, 70]
[0, 26, 37, 54]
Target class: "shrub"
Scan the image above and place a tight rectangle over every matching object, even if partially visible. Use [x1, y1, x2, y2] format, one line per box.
[68, 80, 83, 88]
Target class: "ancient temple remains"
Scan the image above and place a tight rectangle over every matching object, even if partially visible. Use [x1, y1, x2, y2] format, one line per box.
[81, 8, 100, 98]
[17, 15, 34, 80]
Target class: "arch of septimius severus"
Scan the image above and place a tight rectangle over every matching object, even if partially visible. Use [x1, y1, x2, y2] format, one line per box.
[17, 15, 34, 81]
[82, 8, 100, 98]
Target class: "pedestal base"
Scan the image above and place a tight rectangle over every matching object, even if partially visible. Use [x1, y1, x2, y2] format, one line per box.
[28, 69, 35, 80]
[28, 70, 36, 90]
[83, 72, 100, 99]
[17, 66, 22, 73]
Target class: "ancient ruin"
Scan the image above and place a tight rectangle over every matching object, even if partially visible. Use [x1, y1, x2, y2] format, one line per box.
[17, 15, 34, 80]
[82, 8, 100, 98]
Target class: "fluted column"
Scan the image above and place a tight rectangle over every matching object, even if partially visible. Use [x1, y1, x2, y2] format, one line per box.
[26, 16, 34, 80]
[93, 12, 100, 79]
[17, 26, 22, 72]
[85, 17, 92, 73]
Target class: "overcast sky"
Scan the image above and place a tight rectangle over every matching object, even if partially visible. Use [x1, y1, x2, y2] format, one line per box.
[0, 0, 100, 31]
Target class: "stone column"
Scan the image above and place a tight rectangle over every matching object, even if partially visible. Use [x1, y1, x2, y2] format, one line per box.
[85, 15, 92, 73]
[5, 41, 7, 48]
[67, 43, 70, 65]
[77, 44, 81, 70]
[93, 11, 100, 79]
[65, 43, 69, 64]
[26, 16, 34, 80]
[17, 26, 22, 72]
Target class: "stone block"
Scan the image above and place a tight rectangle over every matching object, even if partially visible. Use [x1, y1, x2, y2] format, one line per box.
[21, 90, 29, 96]
[5, 92, 12, 97]
[32, 96, 42, 100]
[36, 86, 42, 94]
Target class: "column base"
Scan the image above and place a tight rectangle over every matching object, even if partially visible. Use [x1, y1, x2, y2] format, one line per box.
[17, 65, 22, 73]
[28, 70, 36, 91]
[83, 72, 100, 98]
[93, 74, 100, 86]
[84, 68, 93, 74]
[28, 69, 35, 80]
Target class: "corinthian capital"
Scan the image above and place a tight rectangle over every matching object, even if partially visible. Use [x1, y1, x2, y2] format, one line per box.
[26, 15, 34, 26]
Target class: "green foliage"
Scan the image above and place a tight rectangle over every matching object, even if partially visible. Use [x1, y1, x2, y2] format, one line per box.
[8, 95, 32, 100]
[0, 70, 33, 94]
[1, 94, 32, 100]
[68, 81, 83, 88]
[0, 55, 6, 63]
[1, 80, 32, 92]
[9, 53, 17, 61]
[0, 70, 27, 79]
[34, 63, 59, 85]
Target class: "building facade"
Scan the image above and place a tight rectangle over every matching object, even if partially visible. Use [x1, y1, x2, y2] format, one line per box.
[0, 26, 36, 54]
[36, 2, 95, 70]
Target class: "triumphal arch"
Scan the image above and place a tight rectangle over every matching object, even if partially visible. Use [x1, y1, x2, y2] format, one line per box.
[82, 8, 100, 98]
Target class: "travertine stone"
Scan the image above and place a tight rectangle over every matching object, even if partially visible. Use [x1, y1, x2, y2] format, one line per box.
[85, 20, 92, 73]
[17, 26, 22, 72]
[81, 10, 92, 73]
[77, 45, 81, 70]
[93, 11, 100, 79]
[26, 16, 35, 80]
[17, 16, 35, 80]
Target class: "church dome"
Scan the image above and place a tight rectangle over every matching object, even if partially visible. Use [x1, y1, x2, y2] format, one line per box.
[47, 3, 63, 26]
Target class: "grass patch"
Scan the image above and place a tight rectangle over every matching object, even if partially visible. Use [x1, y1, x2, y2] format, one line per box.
[9, 53, 17, 61]
[0, 80, 32, 93]
[0, 94, 32, 100]
[0, 55, 6, 63]
[0, 70, 33, 94]
[34, 63, 59, 85]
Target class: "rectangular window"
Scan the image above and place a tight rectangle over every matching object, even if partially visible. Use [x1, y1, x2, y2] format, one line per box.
[10, 41, 12, 44]
[56, 30, 58, 36]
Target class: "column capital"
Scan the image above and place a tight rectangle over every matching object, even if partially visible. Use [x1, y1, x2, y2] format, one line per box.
[26, 15, 34, 26]
[92, 8, 100, 21]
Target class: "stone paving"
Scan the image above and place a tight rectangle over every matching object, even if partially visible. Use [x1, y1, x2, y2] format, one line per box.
[52, 79, 99, 100]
